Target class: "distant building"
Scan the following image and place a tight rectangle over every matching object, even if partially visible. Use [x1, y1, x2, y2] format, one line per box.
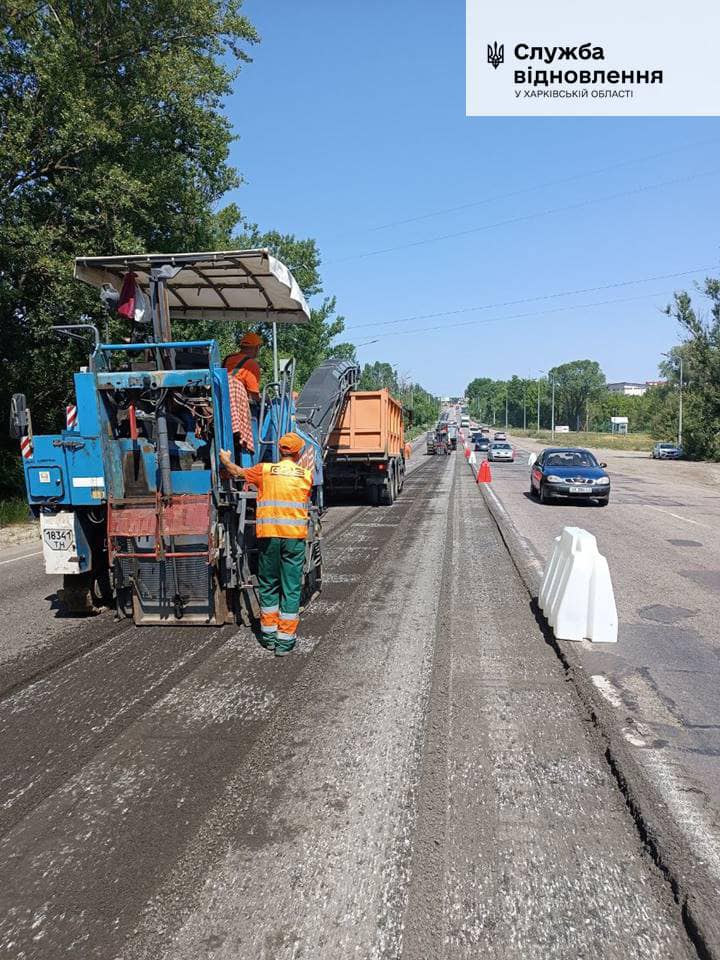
[606, 381, 647, 396]
[645, 380, 667, 389]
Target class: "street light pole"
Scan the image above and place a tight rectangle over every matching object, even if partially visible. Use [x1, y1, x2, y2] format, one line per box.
[678, 356, 684, 448]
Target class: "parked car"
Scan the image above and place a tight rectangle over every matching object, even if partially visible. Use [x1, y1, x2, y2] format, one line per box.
[426, 431, 437, 455]
[651, 442, 684, 460]
[529, 447, 610, 506]
[488, 441, 514, 462]
[493, 431, 507, 441]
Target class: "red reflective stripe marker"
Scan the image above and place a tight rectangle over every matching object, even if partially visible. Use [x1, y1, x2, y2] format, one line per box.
[20, 436, 33, 459]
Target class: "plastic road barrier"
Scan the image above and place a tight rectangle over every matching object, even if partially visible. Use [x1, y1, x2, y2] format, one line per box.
[539, 527, 618, 643]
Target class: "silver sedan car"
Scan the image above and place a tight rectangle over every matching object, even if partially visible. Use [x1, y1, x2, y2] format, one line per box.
[487, 441, 515, 462]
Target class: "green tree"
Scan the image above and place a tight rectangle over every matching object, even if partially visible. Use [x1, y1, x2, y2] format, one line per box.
[358, 362, 399, 392]
[1, 0, 258, 435]
[549, 360, 606, 430]
[661, 279, 720, 458]
[222, 227, 355, 390]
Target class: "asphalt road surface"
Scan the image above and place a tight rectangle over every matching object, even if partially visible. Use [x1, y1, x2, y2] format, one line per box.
[478, 433, 720, 910]
[0, 452, 698, 959]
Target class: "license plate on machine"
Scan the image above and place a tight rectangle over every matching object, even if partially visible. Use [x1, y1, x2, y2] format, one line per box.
[568, 485, 592, 494]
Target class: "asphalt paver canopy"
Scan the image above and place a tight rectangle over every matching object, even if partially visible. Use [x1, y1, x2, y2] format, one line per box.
[74, 249, 310, 324]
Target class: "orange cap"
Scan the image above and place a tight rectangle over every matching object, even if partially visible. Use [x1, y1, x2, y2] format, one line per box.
[278, 432, 304, 455]
[239, 331, 263, 348]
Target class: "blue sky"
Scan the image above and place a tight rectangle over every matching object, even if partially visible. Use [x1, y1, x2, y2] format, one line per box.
[224, 1, 720, 396]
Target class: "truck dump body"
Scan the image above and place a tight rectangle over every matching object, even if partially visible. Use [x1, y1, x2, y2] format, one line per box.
[328, 389, 403, 458]
[325, 389, 406, 505]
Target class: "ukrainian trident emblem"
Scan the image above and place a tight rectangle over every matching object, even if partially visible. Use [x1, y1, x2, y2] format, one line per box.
[487, 42, 504, 69]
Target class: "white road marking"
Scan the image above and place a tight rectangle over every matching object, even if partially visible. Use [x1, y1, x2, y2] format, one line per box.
[0, 550, 42, 566]
[590, 674, 624, 708]
[644, 504, 705, 528]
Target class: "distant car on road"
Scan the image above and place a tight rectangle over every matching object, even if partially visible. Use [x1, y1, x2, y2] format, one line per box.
[473, 433, 490, 452]
[493, 431, 507, 441]
[529, 447, 610, 506]
[488, 441, 514, 462]
[651, 442, 684, 460]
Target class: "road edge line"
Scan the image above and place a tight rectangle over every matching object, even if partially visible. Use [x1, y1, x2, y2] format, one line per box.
[475, 469, 718, 960]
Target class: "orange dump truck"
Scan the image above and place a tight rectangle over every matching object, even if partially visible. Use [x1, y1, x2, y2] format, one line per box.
[325, 389, 405, 505]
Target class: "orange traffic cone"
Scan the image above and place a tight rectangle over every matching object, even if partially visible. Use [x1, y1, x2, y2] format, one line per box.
[477, 459, 492, 483]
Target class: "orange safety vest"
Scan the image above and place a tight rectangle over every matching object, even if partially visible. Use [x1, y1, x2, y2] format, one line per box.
[255, 461, 313, 539]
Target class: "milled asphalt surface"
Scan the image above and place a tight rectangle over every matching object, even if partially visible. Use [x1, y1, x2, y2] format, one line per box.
[0, 451, 697, 959]
[477, 433, 720, 905]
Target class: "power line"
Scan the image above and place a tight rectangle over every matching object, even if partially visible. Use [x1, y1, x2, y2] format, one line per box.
[328, 168, 720, 265]
[344, 265, 716, 331]
[356, 138, 720, 235]
[352, 289, 676, 346]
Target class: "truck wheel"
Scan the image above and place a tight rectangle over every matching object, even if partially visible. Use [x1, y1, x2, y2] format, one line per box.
[368, 485, 380, 506]
[59, 572, 104, 615]
[379, 476, 393, 506]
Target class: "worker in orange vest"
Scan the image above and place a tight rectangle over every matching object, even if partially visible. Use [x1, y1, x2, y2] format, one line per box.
[404, 441, 412, 460]
[223, 331, 263, 404]
[219, 432, 312, 656]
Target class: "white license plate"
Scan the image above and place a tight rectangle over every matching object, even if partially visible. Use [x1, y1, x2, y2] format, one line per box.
[43, 528, 73, 551]
[568, 485, 592, 494]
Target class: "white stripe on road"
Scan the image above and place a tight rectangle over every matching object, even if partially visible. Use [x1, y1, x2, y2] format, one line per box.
[644, 505, 705, 528]
[0, 550, 42, 566]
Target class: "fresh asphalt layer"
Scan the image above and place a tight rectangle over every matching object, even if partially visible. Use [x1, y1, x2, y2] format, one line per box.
[474, 435, 720, 904]
[0, 451, 698, 959]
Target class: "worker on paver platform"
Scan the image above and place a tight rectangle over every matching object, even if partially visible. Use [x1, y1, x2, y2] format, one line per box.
[219, 433, 312, 657]
[223, 331, 263, 404]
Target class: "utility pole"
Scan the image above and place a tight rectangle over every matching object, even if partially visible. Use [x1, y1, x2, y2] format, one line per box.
[551, 373, 556, 440]
[538, 370, 545, 431]
[523, 381, 527, 430]
[678, 355, 684, 447]
[505, 391, 509, 430]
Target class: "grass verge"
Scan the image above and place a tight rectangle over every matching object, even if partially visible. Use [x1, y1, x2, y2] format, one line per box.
[508, 428, 655, 452]
[0, 499, 32, 527]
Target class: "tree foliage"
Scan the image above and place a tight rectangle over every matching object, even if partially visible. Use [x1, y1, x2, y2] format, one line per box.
[662, 279, 720, 458]
[548, 360, 606, 429]
[200, 225, 357, 389]
[358, 362, 438, 431]
[0, 0, 258, 435]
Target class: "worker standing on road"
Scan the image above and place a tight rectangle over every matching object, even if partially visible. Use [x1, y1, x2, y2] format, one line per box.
[223, 331, 263, 404]
[219, 433, 312, 657]
[404, 440, 412, 460]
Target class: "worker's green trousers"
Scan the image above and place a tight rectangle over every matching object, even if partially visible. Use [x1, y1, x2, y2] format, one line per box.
[257, 537, 306, 652]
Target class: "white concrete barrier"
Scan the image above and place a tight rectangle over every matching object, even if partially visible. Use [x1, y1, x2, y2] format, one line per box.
[539, 527, 618, 643]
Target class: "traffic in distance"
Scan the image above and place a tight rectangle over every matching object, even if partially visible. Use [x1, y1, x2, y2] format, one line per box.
[432, 412, 608, 503]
